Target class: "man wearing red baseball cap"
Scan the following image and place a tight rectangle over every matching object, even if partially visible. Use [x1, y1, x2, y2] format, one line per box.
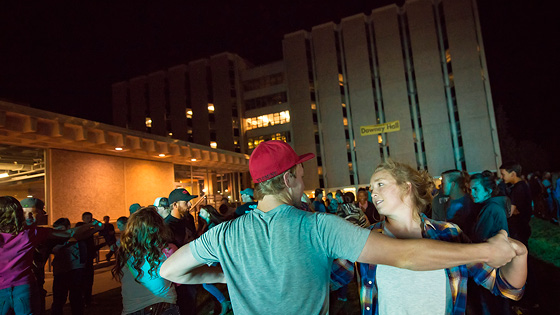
[161, 140, 518, 314]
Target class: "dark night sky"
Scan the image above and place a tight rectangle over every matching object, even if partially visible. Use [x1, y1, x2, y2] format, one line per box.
[1, 0, 558, 169]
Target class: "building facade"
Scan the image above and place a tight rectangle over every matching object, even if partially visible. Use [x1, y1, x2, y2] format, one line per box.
[0, 101, 249, 224]
[112, 0, 500, 192]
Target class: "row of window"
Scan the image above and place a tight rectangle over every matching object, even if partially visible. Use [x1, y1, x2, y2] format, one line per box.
[245, 111, 290, 131]
[245, 92, 287, 111]
[247, 132, 291, 150]
[242, 73, 284, 92]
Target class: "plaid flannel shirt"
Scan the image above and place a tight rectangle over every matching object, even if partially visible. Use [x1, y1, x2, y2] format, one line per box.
[331, 214, 524, 315]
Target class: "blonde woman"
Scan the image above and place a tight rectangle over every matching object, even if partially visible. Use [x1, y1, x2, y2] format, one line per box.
[332, 160, 527, 315]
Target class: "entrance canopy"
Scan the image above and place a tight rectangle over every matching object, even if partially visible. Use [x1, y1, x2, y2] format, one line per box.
[0, 101, 249, 173]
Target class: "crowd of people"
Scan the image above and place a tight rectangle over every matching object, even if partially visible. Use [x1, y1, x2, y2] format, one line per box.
[1, 139, 544, 314]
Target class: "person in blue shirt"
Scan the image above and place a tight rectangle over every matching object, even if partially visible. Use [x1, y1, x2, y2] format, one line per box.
[313, 188, 327, 213]
[234, 188, 258, 218]
[441, 170, 477, 239]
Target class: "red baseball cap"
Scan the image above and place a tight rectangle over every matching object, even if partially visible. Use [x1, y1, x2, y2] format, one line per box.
[249, 140, 315, 183]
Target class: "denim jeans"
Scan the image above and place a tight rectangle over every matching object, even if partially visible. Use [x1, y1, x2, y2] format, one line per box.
[0, 282, 41, 315]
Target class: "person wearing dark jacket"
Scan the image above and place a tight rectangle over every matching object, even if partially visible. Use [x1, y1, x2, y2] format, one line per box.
[356, 188, 382, 224]
[164, 188, 198, 315]
[469, 171, 511, 315]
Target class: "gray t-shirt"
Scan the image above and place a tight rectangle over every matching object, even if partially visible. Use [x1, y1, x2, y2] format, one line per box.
[375, 226, 450, 315]
[190, 204, 370, 315]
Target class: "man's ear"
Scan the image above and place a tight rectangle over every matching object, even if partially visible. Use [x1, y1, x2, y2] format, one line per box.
[283, 171, 292, 187]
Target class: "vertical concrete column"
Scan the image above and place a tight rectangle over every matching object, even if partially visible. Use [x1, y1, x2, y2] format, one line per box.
[312, 22, 350, 188]
[282, 31, 320, 190]
[341, 14, 381, 184]
[112, 82, 128, 128]
[443, 0, 496, 171]
[168, 65, 189, 141]
[210, 54, 234, 151]
[371, 5, 416, 167]
[407, 0, 455, 175]
[129, 76, 148, 132]
[188, 60, 210, 146]
[148, 71, 167, 136]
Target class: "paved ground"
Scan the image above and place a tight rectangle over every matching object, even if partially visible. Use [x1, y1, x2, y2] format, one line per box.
[44, 255, 559, 315]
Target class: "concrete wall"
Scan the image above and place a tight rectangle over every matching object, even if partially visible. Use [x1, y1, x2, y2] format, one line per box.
[129, 76, 148, 132]
[47, 149, 174, 224]
[148, 71, 167, 136]
[189, 60, 211, 146]
[168, 65, 189, 141]
[210, 54, 234, 151]
[443, 0, 496, 171]
[283, 31, 320, 190]
[112, 82, 128, 128]
[407, 0, 455, 175]
[312, 23, 350, 188]
[341, 14, 381, 184]
[372, 5, 417, 167]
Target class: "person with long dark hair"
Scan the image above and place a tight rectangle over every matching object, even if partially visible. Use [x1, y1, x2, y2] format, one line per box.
[112, 206, 179, 315]
[0, 196, 100, 315]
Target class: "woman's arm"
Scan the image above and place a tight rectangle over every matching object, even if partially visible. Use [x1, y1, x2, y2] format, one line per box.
[498, 237, 528, 288]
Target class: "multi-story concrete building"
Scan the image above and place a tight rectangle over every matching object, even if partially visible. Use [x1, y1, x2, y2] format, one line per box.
[112, 53, 251, 153]
[112, 0, 500, 192]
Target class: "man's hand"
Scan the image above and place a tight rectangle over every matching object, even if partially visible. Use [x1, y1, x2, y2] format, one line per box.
[509, 237, 528, 257]
[92, 219, 104, 231]
[485, 230, 516, 268]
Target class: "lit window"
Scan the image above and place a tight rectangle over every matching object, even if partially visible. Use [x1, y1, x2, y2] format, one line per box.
[311, 103, 317, 110]
[348, 163, 353, 171]
[210, 141, 217, 149]
[341, 103, 346, 108]
[208, 103, 215, 113]
[318, 166, 323, 175]
[145, 117, 152, 128]
[245, 111, 291, 130]
[378, 135, 383, 144]
[343, 117, 348, 126]
[168, 132, 173, 136]
[186, 109, 193, 119]
[338, 73, 344, 86]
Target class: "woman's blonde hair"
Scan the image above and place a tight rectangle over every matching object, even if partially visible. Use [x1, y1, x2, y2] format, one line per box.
[374, 160, 435, 213]
[254, 165, 298, 205]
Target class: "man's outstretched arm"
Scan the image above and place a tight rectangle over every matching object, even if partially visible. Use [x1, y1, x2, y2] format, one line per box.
[160, 244, 226, 284]
[357, 230, 516, 271]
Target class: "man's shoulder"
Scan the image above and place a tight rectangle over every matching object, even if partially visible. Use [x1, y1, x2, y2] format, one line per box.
[512, 180, 530, 192]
